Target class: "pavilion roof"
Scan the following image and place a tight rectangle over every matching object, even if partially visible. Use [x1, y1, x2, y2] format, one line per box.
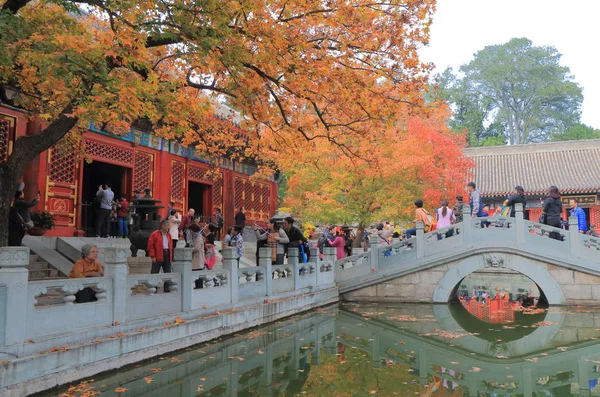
[464, 139, 600, 198]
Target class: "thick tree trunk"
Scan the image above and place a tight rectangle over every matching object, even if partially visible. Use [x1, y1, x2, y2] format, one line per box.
[0, 167, 18, 247]
[352, 222, 366, 248]
[0, 106, 77, 246]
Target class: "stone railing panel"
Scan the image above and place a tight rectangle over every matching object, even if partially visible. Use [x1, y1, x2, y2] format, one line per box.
[318, 259, 335, 286]
[297, 262, 317, 290]
[336, 251, 371, 282]
[190, 269, 231, 310]
[272, 265, 294, 294]
[378, 239, 417, 268]
[472, 216, 515, 230]
[424, 225, 463, 255]
[126, 273, 182, 321]
[580, 235, 600, 262]
[523, 220, 571, 261]
[238, 266, 267, 300]
[26, 278, 112, 339]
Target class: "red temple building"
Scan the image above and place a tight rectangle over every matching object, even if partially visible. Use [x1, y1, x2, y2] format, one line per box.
[0, 104, 278, 237]
[465, 139, 600, 229]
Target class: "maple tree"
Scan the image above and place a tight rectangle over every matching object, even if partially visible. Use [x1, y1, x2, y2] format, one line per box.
[280, 102, 472, 242]
[0, 0, 435, 245]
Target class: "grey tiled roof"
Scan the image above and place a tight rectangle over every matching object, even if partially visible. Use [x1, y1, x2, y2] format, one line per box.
[464, 139, 600, 197]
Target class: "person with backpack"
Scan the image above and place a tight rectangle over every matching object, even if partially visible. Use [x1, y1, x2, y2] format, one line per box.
[406, 199, 435, 239]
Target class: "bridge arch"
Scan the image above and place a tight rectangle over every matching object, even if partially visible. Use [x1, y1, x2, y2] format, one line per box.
[432, 253, 567, 305]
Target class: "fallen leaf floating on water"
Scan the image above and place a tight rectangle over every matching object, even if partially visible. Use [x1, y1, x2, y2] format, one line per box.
[257, 349, 264, 355]
[150, 368, 162, 373]
[532, 321, 559, 327]
[114, 387, 127, 393]
[144, 377, 154, 384]
[526, 357, 539, 362]
[471, 367, 482, 372]
[370, 391, 377, 395]
[557, 346, 568, 352]
[450, 361, 459, 365]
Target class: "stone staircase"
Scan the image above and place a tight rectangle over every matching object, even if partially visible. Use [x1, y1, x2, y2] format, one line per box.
[27, 253, 63, 280]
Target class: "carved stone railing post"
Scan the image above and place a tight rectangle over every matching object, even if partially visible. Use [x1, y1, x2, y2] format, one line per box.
[323, 247, 337, 282]
[569, 216, 582, 257]
[0, 247, 30, 345]
[259, 247, 272, 296]
[103, 247, 129, 325]
[288, 248, 300, 290]
[416, 221, 425, 259]
[172, 247, 193, 312]
[369, 233, 380, 272]
[310, 247, 322, 286]
[515, 203, 525, 244]
[462, 204, 472, 243]
[222, 248, 238, 304]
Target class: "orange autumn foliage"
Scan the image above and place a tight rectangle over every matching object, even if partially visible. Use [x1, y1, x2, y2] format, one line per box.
[281, 103, 472, 225]
[0, 0, 437, 244]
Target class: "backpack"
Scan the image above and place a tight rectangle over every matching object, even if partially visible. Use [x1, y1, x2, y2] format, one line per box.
[422, 209, 437, 232]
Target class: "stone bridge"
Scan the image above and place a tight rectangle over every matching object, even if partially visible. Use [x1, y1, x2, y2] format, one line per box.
[335, 204, 600, 305]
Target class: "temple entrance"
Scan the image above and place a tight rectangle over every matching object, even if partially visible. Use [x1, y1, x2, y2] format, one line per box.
[81, 160, 131, 236]
[188, 181, 212, 222]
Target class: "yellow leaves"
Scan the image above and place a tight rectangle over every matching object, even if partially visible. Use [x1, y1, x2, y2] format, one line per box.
[114, 387, 128, 393]
[174, 316, 186, 325]
[1, 360, 10, 365]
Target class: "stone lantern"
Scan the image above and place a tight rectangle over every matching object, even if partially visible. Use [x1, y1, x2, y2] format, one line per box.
[128, 188, 164, 257]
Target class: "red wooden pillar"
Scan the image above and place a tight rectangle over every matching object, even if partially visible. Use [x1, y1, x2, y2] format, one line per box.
[223, 169, 235, 228]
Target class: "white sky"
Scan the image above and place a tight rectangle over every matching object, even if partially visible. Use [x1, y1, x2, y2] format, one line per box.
[419, 0, 600, 129]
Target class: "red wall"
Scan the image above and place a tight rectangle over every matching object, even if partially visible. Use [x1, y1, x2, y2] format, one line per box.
[4, 105, 277, 237]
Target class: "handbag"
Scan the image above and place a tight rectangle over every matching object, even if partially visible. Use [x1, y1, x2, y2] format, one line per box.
[17, 212, 34, 230]
[539, 212, 547, 225]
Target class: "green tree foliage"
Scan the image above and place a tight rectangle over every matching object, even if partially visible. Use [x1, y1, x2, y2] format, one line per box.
[434, 38, 583, 146]
[551, 124, 600, 141]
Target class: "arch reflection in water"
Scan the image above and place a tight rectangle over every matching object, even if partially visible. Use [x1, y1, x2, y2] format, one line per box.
[454, 268, 547, 324]
[40, 303, 600, 397]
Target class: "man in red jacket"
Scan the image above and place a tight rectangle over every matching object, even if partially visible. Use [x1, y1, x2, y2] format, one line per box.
[147, 220, 174, 289]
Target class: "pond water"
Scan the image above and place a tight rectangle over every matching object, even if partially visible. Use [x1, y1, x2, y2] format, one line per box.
[37, 302, 600, 397]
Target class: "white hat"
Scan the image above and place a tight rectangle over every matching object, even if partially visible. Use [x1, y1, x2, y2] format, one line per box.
[17, 182, 25, 191]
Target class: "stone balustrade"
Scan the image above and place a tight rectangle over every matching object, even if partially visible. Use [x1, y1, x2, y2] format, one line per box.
[0, 244, 337, 349]
[335, 203, 600, 295]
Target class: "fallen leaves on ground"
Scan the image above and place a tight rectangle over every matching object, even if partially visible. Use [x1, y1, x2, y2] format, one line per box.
[1, 360, 10, 365]
[174, 317, 186, 325]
